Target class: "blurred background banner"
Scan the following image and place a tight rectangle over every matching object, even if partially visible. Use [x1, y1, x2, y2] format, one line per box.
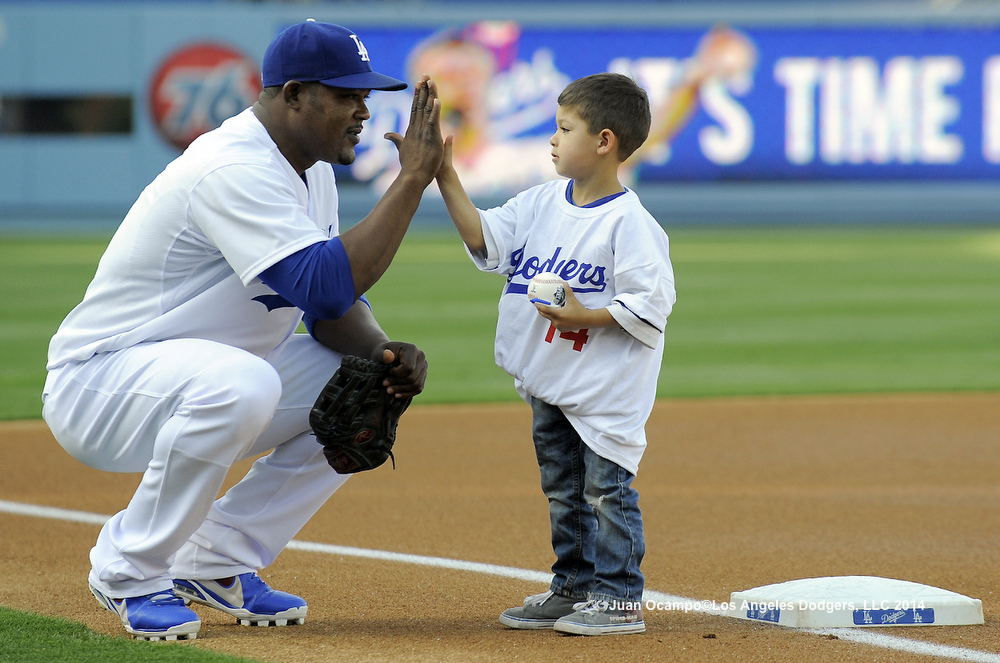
[2, 2, 1000, 221]
[346, 23, 1000, 191]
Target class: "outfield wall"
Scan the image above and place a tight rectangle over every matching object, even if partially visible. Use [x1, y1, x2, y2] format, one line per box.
[2, 1, 1000, 225]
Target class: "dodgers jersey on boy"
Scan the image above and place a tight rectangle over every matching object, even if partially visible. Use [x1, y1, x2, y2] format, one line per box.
[47, 108, 334, 369]
[470, 179, 675, 473]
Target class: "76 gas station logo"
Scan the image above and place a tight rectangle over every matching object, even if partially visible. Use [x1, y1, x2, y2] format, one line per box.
[149, 43, 262, 151]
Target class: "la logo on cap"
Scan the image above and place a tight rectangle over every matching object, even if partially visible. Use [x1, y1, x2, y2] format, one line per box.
[306, 17, 371, 63]
[349, 35, 370, 63]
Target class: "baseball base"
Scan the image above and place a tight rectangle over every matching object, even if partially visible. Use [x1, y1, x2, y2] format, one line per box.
[727, 576, 984, 628]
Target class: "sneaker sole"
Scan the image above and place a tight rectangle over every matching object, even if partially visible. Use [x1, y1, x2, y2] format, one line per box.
[90, 586, 200, 641]
[173, 583, 306, 626]
[498, 613, 558, 629]
[553, 620, 646, 636]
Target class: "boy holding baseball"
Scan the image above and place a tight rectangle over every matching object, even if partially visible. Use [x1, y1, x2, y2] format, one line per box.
[436, 73, 675, 635]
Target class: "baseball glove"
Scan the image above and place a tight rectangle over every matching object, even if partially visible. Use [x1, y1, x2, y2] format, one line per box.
[309, 355, 412, 474]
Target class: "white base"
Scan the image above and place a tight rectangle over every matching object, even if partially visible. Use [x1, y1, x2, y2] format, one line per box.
[727, 576, 983, 628]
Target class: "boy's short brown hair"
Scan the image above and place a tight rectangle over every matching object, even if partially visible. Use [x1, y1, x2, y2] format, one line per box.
[557, 73, 652, 161]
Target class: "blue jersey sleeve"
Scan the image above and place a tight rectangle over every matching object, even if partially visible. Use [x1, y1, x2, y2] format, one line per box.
[258, 237, 356, 322]
[301, 294, 371, 338]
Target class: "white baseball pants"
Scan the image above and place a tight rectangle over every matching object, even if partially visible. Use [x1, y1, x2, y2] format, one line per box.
[42, 334, 350, 598]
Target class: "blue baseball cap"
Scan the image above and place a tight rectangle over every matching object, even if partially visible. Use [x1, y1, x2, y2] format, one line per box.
[262, 20, 407, 91]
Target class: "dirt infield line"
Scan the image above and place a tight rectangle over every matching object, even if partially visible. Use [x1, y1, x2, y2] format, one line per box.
[3, 498, 998, 663]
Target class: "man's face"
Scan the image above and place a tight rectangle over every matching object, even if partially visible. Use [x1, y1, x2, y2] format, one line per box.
[297, 83, 372, 166]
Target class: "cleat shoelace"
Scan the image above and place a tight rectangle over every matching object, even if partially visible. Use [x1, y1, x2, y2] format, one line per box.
[146, 592, 187, 607]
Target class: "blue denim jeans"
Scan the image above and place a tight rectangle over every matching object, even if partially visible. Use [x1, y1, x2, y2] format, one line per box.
[530, 397, 645, 604]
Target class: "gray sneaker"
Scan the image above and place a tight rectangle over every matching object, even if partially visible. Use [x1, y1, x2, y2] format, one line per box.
[553, 599, 646, 635]
[499, 591, 581, 629]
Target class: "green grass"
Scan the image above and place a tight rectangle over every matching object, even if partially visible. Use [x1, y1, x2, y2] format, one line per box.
[2, 225, 1000, 420]
[0, 607, 254, 662]
[657, 226, 1000, 396]
[0, 237, 107, 420]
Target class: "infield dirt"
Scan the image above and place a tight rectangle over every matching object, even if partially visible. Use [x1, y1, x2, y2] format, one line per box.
[2, 393, 999, 662]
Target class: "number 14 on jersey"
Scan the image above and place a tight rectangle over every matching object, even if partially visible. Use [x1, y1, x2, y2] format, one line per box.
[544, 324, 590, 351]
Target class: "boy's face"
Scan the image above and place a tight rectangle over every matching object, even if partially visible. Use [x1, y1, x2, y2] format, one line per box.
[550, 106, 601, 180]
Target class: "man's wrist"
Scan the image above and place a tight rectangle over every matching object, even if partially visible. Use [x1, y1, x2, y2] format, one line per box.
[394, 168, 434, 191]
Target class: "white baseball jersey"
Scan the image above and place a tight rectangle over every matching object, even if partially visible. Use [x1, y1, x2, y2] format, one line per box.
[470, 179, 676, 474]
[42, 107, 353, 596]
[47, 108, 334, 370]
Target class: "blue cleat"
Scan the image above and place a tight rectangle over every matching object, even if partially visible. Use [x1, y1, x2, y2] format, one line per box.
[90, 583, 201, 641]
[173, 572, 307, 626]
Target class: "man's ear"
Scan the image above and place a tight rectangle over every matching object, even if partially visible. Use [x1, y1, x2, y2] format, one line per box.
[282, 80, 306, 109]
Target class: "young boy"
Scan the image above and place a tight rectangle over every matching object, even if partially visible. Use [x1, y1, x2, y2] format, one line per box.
[436, 73, 676, 635]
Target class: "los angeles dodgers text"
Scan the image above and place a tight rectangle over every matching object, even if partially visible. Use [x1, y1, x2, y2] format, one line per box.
[508, 246, 608, 293]
[741, 599, 927, 613]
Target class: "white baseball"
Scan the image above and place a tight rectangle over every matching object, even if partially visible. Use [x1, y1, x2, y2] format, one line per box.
[527, 272, 567, 308]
